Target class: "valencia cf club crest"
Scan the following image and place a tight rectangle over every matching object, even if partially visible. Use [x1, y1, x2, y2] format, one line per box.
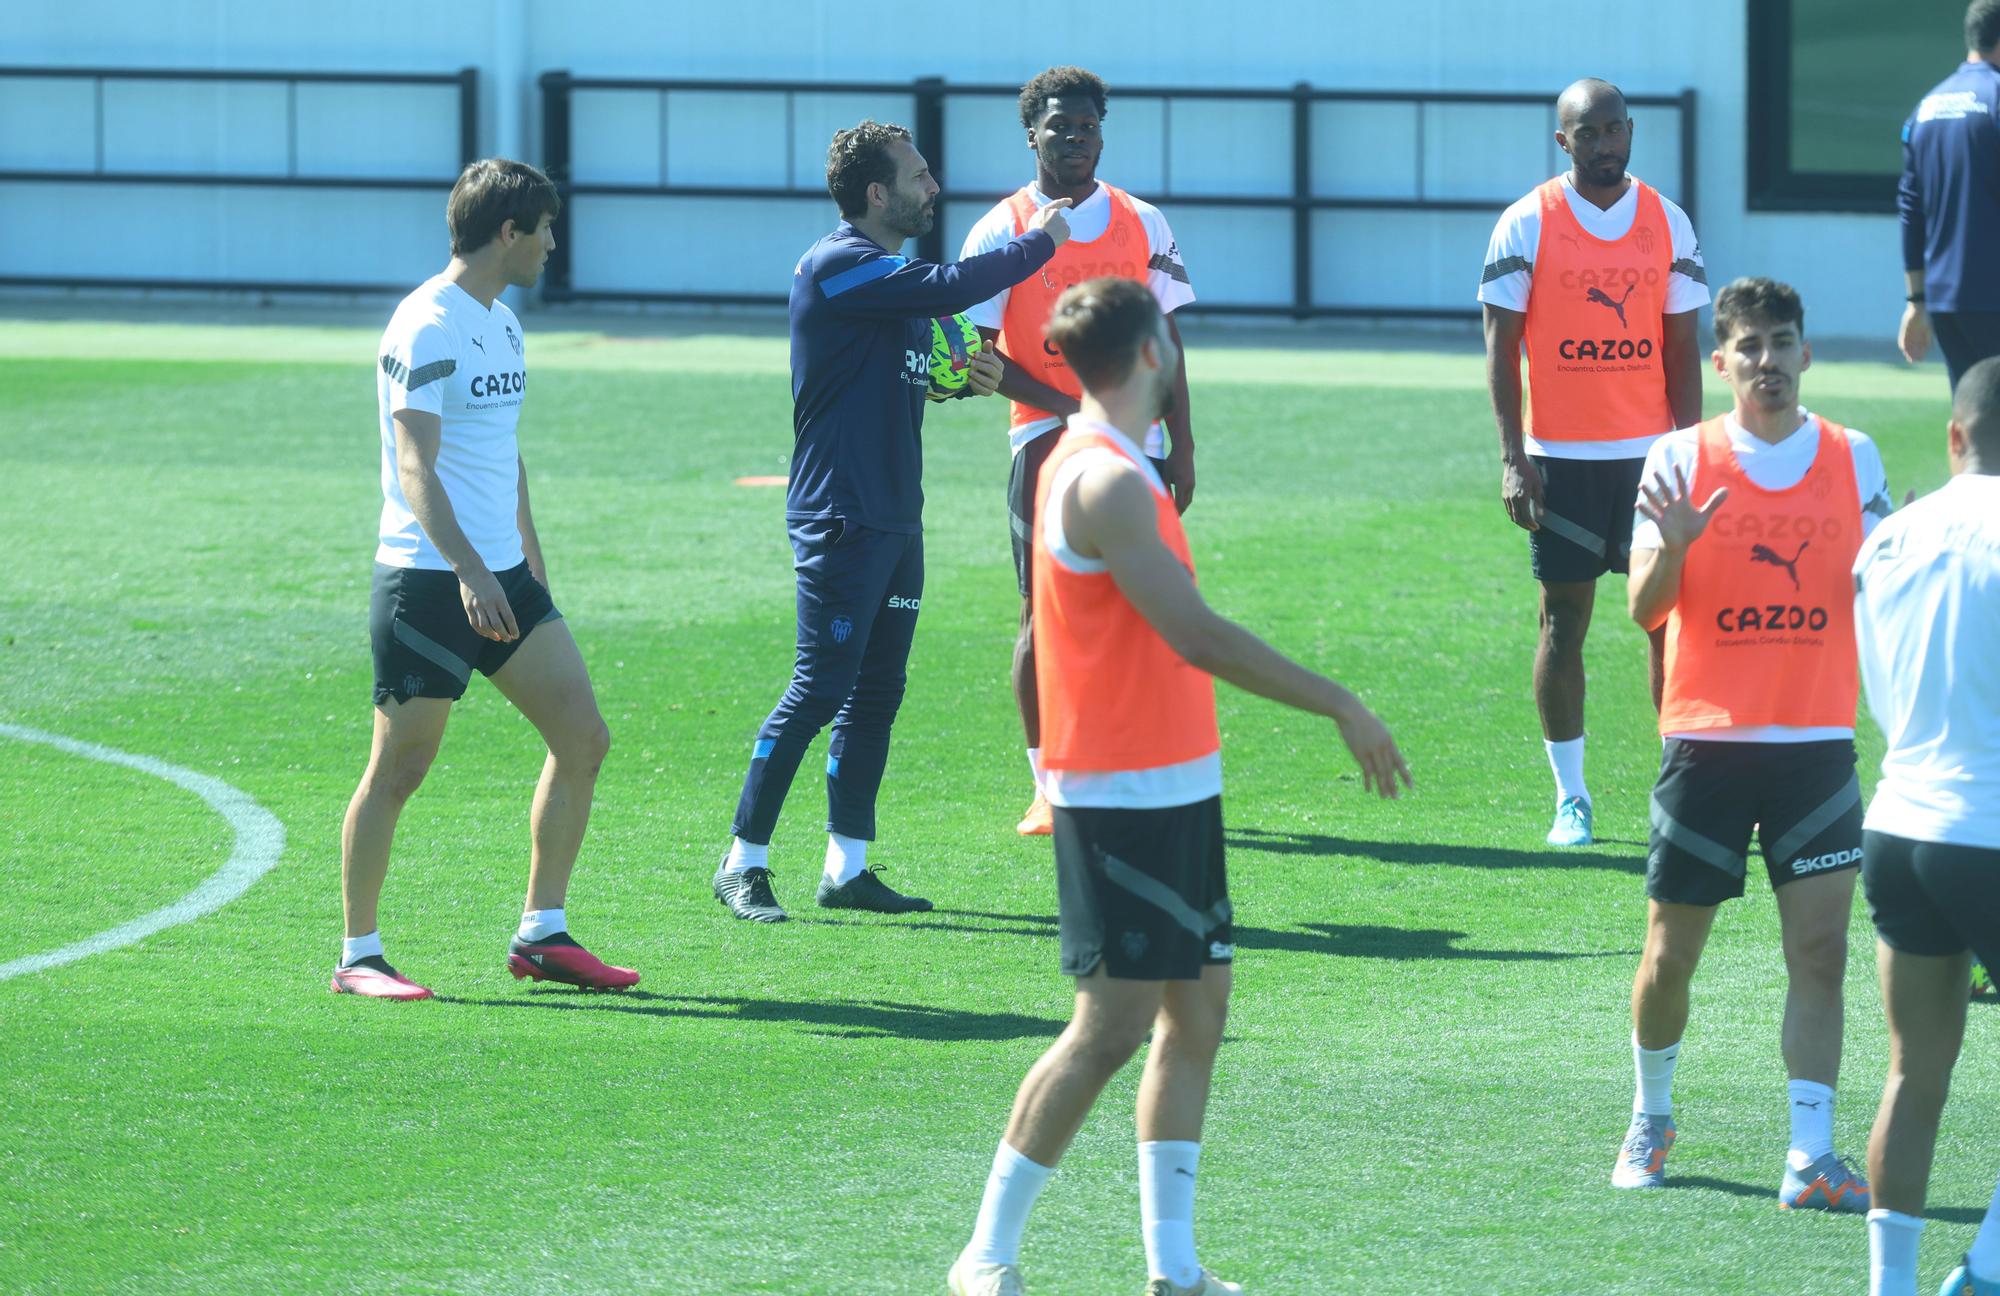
[1635, 225, 1656, 255]
[1121, 930, 1150, 961]
[505, 324, 522, 356]
[830, 615, 853, 645]
[1110, 220, 1131, 247]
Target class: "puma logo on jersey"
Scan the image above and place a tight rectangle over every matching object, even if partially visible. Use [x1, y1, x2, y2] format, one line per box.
[1586, 282, 1637, 329]
[470, 336, 485, 352]
[1751, 541, 1810, 590]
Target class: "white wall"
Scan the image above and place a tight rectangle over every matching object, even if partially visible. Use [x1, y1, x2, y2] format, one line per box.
[1, 0, 1917, 336]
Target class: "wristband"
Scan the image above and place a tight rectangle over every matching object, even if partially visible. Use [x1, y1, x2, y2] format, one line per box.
[1907, 292, 1927, 304]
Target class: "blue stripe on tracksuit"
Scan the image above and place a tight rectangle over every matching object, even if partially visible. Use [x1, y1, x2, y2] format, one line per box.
[730, 517, 925, 843]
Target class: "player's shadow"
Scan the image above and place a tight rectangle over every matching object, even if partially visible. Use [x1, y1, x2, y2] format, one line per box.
[1234, 923, 1632, 963]
[445, 989, 1063, 1042]
[1668, 1176, 1985, 1222]
[810, 908, 1060, 939]
[1228, 827, 1644, 873]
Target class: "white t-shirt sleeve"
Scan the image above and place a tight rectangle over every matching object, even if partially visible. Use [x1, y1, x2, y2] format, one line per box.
[1135, 200, 1195, 314]
[1847, 430, 1893, 538]
[379, 319, 454, 418]
[958, 203, 1022, 332]
[1629, 431, 1697, 551]
[1476, 196, 1537, 313]
[1662, 198, 1710, 315]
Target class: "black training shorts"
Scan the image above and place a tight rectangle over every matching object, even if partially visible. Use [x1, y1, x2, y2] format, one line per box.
[1646, 738, 1863, 907]
[369, 561, 559, 706]
[1529, 454, 1648, 583]
[1054, 795, 1232, 980]
[1009, 425, 1171, 599]
[1862, 829, 2000, 968]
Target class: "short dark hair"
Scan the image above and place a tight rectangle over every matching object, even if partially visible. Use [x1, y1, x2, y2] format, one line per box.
[825, 120, 911, 218]
[1019, 66, 1108, 130]
[1046, 276, 1163, 390]
[1713, 276, 1806, 347]
[1951, 356, 2000, 459]
[1969, 0, 2000, 52]
[447, 159, 559, 257]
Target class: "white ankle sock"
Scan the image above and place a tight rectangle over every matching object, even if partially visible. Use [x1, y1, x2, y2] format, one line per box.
[1027, 747, 1045, 796]
[824, 833, 866, 885]
[1868, 1208, 1924, 1296]
[1970, 1174, 2000, 1279]
[1787, 1079, 1835, 1166]
[517, 908, 565, 942]
[724, 837, 768, 874]
[964, 1141, 1053, 1267]
[1633, 1035, 1680, 1117]
[340, 931, 383, 967]
[1139, 1140, 1202, 1287]
[1546, 737, 1587, 807]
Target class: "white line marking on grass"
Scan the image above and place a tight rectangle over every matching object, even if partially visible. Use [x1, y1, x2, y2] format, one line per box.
[0, 722, 286, 982]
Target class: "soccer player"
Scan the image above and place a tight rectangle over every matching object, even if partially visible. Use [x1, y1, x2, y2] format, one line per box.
[333, 159, 637, 1000]
[957, 65, 1196, 838]
[1480, 77, 1708, 847]
[711, 121, 1070, 923]
[947, 278, 1409, 1296]
[1613, 278, 1894, 1209]
[1854, 357, 2000, 1296]
[1896, 1, 2000, 391]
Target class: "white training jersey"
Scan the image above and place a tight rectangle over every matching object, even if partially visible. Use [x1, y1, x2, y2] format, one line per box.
[959, 181, 1194, 457]
[1854, 472, 2000, 850]
[1478, 174, 1710, 461]
[375, 276, 527, 572]
[1633, 410, 1891, 745]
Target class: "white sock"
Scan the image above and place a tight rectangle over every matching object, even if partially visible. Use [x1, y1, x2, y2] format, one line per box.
[1787, 1079, 1836, 1166]
[963, 1141, 1054, 1267]
[1867, 1209, 1924, 1296]
[824, 833, 866, 886]
[1139, 1140, 1202, 1287]
[1546, 736, 1587, 807]
[1027, 747, 1045, 796]
[1970, 1174, 2000, 1279]
[1633, 1035, 1680, 1117]
[340, 931, 384, 967]
[517, 908, 565, 942]
[724, 837, 768, 874]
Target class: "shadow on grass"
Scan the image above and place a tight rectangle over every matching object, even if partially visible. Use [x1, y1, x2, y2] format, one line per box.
[1235, 923, 1633, 963]
[1669, 1176, 1986, 1223]
[808, 908, 1059, 939]
[440, 989, 1063, 1042]
[1228, 827, 1644, 874]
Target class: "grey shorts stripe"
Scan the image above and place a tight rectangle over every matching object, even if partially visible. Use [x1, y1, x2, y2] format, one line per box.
[1101, 854, 1233, 938]
[1650, 793, 1745, 874]
[391, 618, 472, 684]
[1767, 773, 1862, 865]
[1540, 510, 1607, 558]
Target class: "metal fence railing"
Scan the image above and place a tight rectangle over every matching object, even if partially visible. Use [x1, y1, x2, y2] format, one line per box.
[538, 73, 1698, 320]
[0, 65, 478, 295]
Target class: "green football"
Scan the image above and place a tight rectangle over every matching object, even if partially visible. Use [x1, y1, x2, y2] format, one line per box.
[926, 313, 983, 401]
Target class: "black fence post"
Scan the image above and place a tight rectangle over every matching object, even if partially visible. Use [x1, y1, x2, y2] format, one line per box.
[1292, 81, 1313, 321]
[540, 70, 573, 300]
[1678, 87, 1699, 231]
[457, 66, 479, 166]
[914, 75, 946, 265]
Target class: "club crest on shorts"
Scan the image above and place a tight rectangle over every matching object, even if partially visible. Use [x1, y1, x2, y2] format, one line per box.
[402, 673, 425, 698]
[1121, 930, 1150, 961]
[830, 615, 853, 644]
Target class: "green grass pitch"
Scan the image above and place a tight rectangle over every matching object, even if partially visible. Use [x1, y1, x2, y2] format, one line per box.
[0, 312, 1990, 1294]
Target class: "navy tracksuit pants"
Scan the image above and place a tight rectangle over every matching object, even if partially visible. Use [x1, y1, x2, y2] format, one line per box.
[731, 517, 924, 843]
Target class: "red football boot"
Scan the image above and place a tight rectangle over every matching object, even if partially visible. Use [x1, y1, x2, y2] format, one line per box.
[507, 933, 640, 991]
[330, 956, 434, 1000]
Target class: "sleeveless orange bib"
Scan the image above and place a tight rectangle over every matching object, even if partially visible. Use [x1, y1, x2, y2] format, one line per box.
[1032, 426, 1220, 773]
[1524, 179, 1675, 444]
[1001, 184, 1151, 431]
[1659, 416, 1862, 734]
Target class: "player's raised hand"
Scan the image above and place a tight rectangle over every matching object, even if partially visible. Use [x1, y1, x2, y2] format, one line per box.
[459, 566, 520, 641]
[966, 347, 1004, 398]
[1029, 197, 1072, 248]
[1501, 455, 1545, 531]
[1333, 699, 1413, 800]
[1637, 463, 1727, 553]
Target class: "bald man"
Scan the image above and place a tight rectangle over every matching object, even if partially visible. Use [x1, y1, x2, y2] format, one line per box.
[1479, 78, 1709, 848]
